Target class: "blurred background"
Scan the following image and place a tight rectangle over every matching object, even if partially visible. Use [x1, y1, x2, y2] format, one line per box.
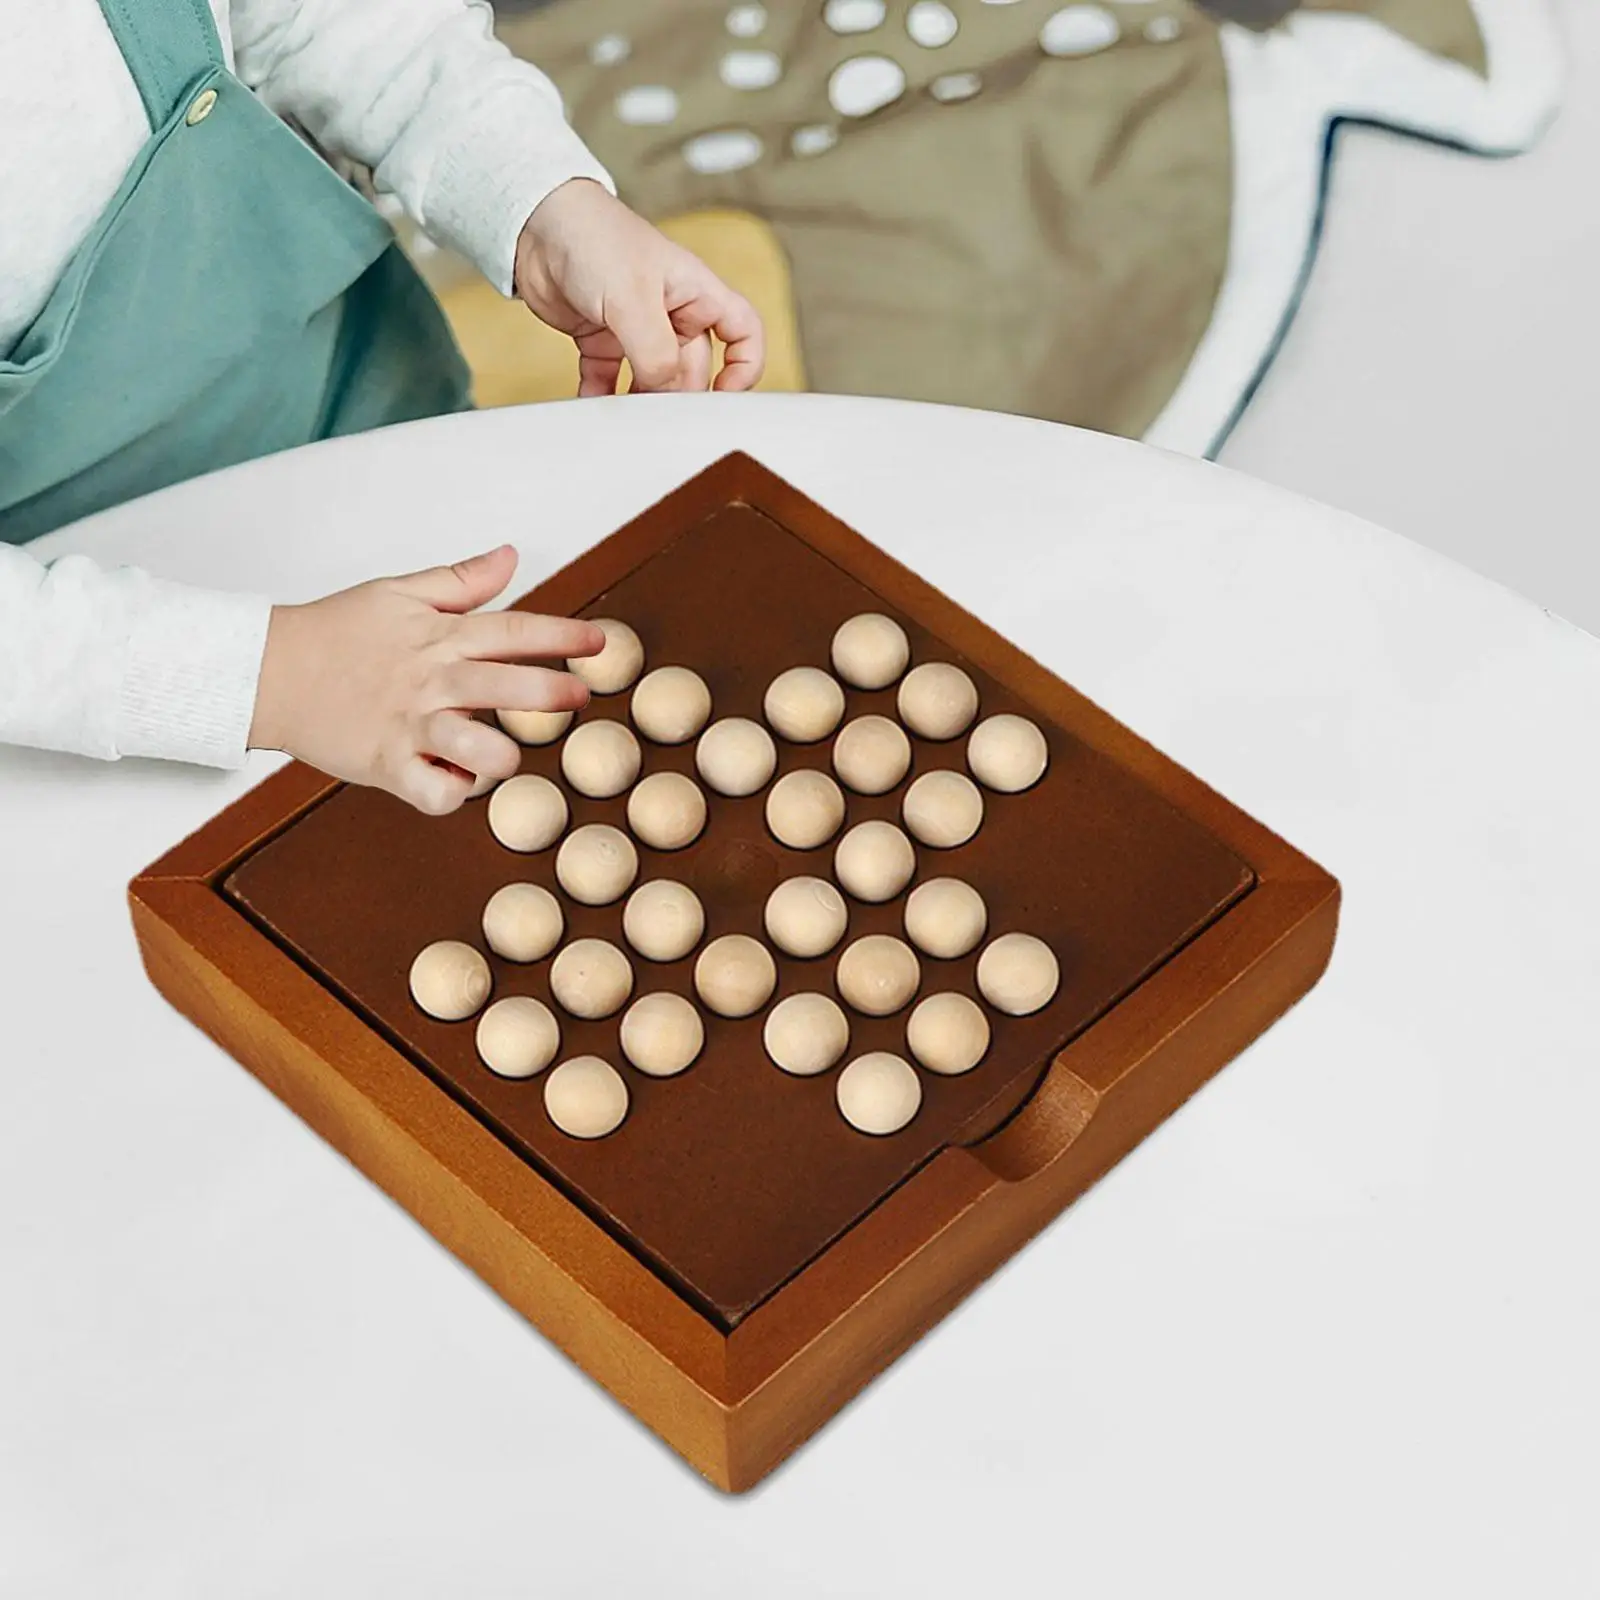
[1224, 0, 1599, 638]
[404, 0, 1598, 632]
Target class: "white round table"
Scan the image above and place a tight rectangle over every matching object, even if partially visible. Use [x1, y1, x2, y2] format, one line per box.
[4, 396, 1597, 1597]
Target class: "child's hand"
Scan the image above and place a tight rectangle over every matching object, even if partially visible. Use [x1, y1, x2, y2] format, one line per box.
[514, 179, 766, 397]
[248, 545, 602, 816]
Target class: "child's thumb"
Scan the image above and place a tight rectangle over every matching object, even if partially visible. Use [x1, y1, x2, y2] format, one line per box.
[391, 545, 517, 613]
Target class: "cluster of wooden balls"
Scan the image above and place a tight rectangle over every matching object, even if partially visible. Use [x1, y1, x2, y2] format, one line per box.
[407, 612, 1060, 1142]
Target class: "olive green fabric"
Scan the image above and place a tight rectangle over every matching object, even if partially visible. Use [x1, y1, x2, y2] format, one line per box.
[0, 0, 470, 545]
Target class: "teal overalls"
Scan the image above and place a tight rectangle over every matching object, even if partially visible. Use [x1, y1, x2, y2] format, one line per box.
[0, 0, 472, 544]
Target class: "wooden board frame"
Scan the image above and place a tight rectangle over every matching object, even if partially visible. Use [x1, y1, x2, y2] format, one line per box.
[130, 452, 1340, 1492]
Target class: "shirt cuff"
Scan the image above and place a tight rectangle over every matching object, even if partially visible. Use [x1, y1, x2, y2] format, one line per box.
[419, 78, 616, 297]
[116, 579, 273, 769]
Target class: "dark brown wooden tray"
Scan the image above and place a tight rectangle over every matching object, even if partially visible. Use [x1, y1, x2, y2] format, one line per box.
[130, 451, 1339, 1491]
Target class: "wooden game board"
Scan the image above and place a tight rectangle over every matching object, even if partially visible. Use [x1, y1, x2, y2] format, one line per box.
[129, 453, 1339, 1491]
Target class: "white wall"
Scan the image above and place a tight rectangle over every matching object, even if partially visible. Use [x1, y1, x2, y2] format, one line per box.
[1222, 0, 1600, 634]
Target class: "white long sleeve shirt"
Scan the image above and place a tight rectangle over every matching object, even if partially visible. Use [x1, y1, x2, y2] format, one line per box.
[0, 0, 610, 768]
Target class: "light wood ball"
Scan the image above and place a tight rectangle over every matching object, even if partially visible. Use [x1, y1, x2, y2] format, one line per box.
[496, 708, 574, 746]
[487, 774, 568, 853]
[976, 933, 1060, 1016]
[766, 769, 847, 851]
[763, 993, 851, 1077]
[902, 769, 985, 849]
[569, 618, 644, 695]
[832, 714, 912, 796]
[836, 1052, 922, 1135]
[561, 719, 641, 799]
[898, 661, 980, 741]
[764, 666, 846, 743]
[831, 612, 910, 691]
[764, 876, 849, 959]
[696, 717, 778, 797]
[833, 819, 916, 903]
[694, 934, 777, 1019]
[907, 993, 990, 1076]
[631, 665, 712, 745]
[555, 823, 638, 906]
[475, 996, 560, 1079]
[620, 993, 705, 1078]
[544, 1055, 629, 1139]
[622, 880, 706, 962]
[549, 938, 634, 1020]
[409, 940, 491, 1022]
[903, 877, 987, 959]
[967, 713, 1049, 793]
[626, 771, 707, 851]
[835, 934, 921, 1017]
[481, 882, 564, 963]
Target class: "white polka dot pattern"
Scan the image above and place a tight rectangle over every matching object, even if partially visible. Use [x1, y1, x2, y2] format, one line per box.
[615, 85, 678, 126]
[1040, 5, 1121, 57]
[828, 55, 906, 118]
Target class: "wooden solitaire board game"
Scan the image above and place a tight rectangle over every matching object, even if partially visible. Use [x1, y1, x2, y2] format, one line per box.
[130, 453, 1339, 1492]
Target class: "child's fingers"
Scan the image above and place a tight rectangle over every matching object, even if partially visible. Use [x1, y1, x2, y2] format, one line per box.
[710, 292, 765, 392]
[389, 545, 518, 613]
[400, 753, 477, 817]
[605, 285, 682, 391]
[681, 332, 715, 393]
[574, 327, 626, 398]
[456, 609, 606, 664]
[668, 279, 766, 392]
[578, 353, 624, 398]
[713, 304, 765, 392]
[444, 660, 591, 715]
[422, 710, 522, 786]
